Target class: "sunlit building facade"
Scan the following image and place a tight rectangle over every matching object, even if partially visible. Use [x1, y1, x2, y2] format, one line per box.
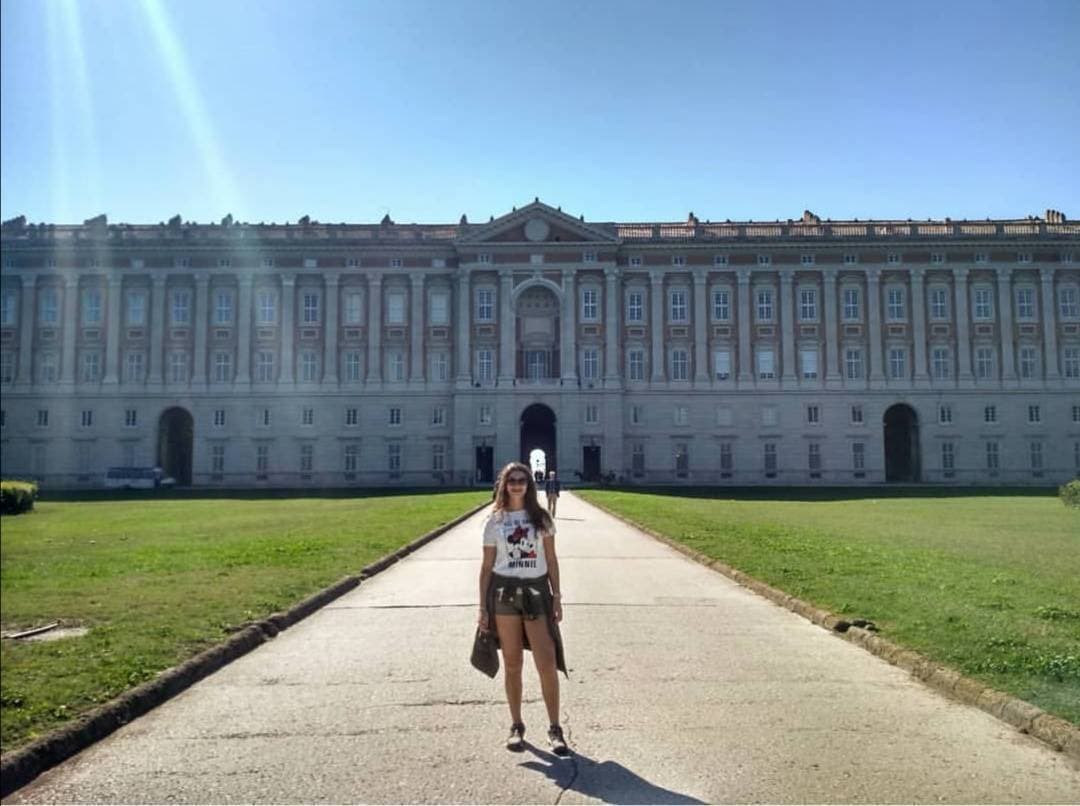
[1, 202, 1078, 488]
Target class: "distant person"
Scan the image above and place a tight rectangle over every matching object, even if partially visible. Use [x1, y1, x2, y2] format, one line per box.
[544, 470, 561, 518]
[535, 469, 544, 484]
[478, 462, 568, 756]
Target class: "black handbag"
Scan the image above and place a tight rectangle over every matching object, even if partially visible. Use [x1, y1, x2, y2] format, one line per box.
[470, 627, 500, 678]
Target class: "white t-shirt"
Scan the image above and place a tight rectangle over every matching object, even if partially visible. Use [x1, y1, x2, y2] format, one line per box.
[482, 509, 554, 578]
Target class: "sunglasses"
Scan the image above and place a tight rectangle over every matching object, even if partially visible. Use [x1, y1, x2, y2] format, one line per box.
[506, 476, 530, 485]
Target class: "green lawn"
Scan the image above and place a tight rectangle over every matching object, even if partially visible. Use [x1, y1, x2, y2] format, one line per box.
[0, 491, 489, 753]
[578, 488, 1080, 726]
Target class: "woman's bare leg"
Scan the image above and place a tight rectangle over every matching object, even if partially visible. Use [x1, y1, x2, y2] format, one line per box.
[495, 614, 525, 724]
[523, 617, 559, 726]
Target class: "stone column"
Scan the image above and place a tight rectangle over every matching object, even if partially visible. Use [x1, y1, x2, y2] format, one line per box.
[102, 276, 123, 384]
[779, 269, 796, 385]
[323, 273, 339, 384]
[280, 274, 295, 383]
[561, 269, 577, 383]
[1040, 268, 1059, 380]
[60, 276, 78, 385]
[236, 273, 253, 384]
[823, 269, 840, 386]
[910, 268, 928, 385]
[16, 277, 35, 386]
[455, 269, 471, 383]
[498, 269, 514, 383]
[151, 275, 167, 385]
[649, 270, 665, 382]
[866, 269, 884, 383]
[192, 273, 210, 385]
[605, 266, 622, 384]
[693, 268, 709, 383]
[410, 272, 425, 383]
[996, 268, 1016, 382]
[736, 269, 752, 384]
[953, 268, 973, 383]
[366, 272, 383, 383]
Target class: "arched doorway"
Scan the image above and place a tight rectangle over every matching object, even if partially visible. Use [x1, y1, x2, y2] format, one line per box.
[521, 404, 557, 475]
[158, 407, 194, 486]
[883, 403, 920, 482]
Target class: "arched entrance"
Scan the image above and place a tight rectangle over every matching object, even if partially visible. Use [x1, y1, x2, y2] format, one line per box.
[158, 407, 194, 486]
[521, 404, 557, 475]
[883, 403, 920, 482]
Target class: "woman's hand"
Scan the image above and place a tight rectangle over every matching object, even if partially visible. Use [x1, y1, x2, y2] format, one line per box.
[552, 597, 563, 623]
[478, 607, 489, 631]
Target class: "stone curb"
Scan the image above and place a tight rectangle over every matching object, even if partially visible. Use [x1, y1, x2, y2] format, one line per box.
[0, 499, 491, 798]
[581, 495, 1080, 762]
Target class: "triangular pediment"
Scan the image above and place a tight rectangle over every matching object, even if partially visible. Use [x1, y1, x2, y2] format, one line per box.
[457, 201, 620, 245]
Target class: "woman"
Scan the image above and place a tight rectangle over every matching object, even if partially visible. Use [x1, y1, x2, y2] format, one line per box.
[478, 461, 569, 755]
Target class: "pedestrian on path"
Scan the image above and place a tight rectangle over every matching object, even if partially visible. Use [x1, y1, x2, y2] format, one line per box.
[544, 470, 561, 518]
[478, 461, 569, 756]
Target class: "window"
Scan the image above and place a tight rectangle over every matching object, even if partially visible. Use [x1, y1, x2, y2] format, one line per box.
[714, 349, 732, 380]
[757, 254, 771, 266]
[477, 253, 491, 265]
[986, 441, 1000, 471]
[756, 348, 775, 380]
[801, 254, 815, 266]
[845, 348, 863, 380]
[0, 290, 16, 326]
[256, 444, 270, 477]
[800, 348, 818, 380]
[477, 349, 493, 381]
[851, 405, 864, 425]
[128, 352, 147, 383]
[257, 408, 271, 428]
[476, 288, 494, 321]
[431, 351, 449, 382]
[388, 351, 405, 381]
[1019, 347, 1038, 379]
[844, 254, 858, 265]
[671, 349, 689, 381]
[124, 408, 138, 428]
[984, 405, 997, 423]
[887, 288, 906, 320]
[889, 347, 907, 380]
[302, 407, 315, 426]
[582, 251, 597, 263]
[213, 351, 232, 382]
[301, 351, 319, 382]
[852, 442, 865, 471]
[582, 349, 599, 380]
[807, 405, 820, 424]
[1017, 252, 1032, 264]
[478, 405, 493, 425]
[764, 443, 777, 475]
[1016, 287, 1035, 321]
[344, 291, 364, 324]
[719, 442, 733, 472]
[932, 347, 951, 379]
[930, 287, 949, 320]
[669, 289, 687, 323]
[975, 252, 988, 264]
[938, 404, 952, 424]
[584, 404, 600, 425]
[80, 351, 100, 382]
[345, 351, 362, 382]
[672, 255, 686, 266]
[1028, 404, 1041, 424]
[389, 407, 401, 426]
[1030, 441, 1043, 472]
[80, 409, 93, 428]
[629, 255, 643, 267]
[345, 407, 359, 426]
[257, 290, 277, 324]
[931, 253, 945, 265]
[808, 443, 822, 472]
[674, 406, 689, 426]
[171, 290, 191, 325]
[628, 349, 645, 381]
[973, 288, 993, 320]
[215, 291, 233, 325]
[262, 258, 276, 269]
[582, 288, 598, 321]
[713, 289, 730, 321]
[627, 291, 644, 322]
[941, 442, 955, 473]
[714, 255, 728, 266]
[38, 352, 58, 383]
[344, 444, 360, 473]
[168, 351, 188, 383]
[1060, 287, 1079, 319]
[1064, 347, 1080, 379]
[756, 289, 774, 321]
[842, 287, 860, 320]
[39, 288, 59, 324]
[761, 406, 778, 426]
[37, 408, 49, 428]
[674, 443, 689, 476]
[716, 406, 732, 427]
[386, 292, 405, 325]
[300, 444, 314, 474]
[799, 288, 817, 321]
[976, 347, 995, 379]
[255, 351, 275, 382]
[887, 253, 901, 264]
[218, 257, 232, 268]
[432, 406, 446, 426]
[127, 290, 146, 326]
[429, 292, 449, 325]
[432, 443, 446, 471]
[82, 288, 102, 325]
[213, 409, 226, 428]
[630, 405, 643, 426]
[631, 443, 645, 475]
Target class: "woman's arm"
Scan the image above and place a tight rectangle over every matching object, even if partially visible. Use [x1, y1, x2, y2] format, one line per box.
[478, 546, 496, 630]
[543, 532, 562, 622]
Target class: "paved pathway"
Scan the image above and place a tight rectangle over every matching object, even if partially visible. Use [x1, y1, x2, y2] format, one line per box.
[9, 492, 1080, 803]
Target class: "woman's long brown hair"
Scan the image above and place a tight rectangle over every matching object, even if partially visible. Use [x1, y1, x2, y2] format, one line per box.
[493, 461, 554, 534]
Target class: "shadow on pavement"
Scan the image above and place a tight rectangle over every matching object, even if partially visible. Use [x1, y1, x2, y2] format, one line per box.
[520, 743, 704, 804]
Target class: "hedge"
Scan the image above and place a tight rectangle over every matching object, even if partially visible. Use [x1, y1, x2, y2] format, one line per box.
[0, 480, 38, 515]
[1060, 479, 1080, 509]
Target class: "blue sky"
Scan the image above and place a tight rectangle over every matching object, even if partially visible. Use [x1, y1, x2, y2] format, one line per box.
[1, 0, 1077, 226]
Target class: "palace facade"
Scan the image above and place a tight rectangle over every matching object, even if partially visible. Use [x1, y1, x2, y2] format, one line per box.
[1, 201, 1078, 488]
